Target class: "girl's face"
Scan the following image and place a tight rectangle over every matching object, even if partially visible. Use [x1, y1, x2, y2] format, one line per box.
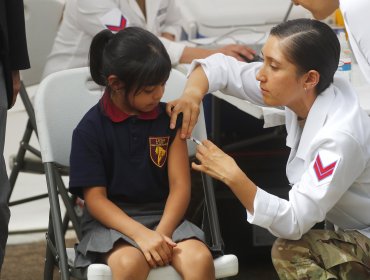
[256, 35, 307, 108]
[127, 83, 166, 113]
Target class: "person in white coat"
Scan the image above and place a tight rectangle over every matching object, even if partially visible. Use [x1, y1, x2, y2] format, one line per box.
[292, 0, 370, 84]
[167, 18, 370, 279]
[42, 0, 255, 78]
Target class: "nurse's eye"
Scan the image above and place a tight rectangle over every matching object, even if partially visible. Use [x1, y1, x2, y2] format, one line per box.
[269, 64, 278, 70]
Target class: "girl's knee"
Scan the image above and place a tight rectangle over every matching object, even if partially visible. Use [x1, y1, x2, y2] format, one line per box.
[182, 240, 213, 262]
[191, 245, 214, 266]
[107, 247, 149, 279]
[173, 240, 215, 279]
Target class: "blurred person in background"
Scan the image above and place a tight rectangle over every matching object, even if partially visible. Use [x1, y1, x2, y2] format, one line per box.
[292, 0, 370, 84]
[42, 0, 256, 78]
[0, 0, 30, 271]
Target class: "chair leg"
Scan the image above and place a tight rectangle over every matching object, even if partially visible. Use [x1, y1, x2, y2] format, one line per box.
[44, 163, 70, 280]
[19, 81, 37, 134]
[7, 119, 34, 202]
[8, 81, 40, 203]
[44, 214, 56, 280]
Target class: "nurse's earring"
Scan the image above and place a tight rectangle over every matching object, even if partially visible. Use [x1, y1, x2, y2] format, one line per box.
[304, 87, 307, 94]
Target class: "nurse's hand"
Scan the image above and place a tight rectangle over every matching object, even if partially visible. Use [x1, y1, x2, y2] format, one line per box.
[217, 44, 256, 62]
[166, 95, 201, 139]
[192, 140, 241, 184]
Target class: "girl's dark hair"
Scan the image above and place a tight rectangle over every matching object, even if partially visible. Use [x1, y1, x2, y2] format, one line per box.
[89, 27, 172, 95]
[270, 18, 340, 94]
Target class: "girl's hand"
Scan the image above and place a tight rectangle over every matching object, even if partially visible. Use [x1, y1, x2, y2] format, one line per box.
[192, 140, 240, 184]
[134, 228, 176, 268]
[166, 96, 201, 139]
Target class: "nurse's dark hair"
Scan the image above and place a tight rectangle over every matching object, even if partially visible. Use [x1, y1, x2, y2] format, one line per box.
[89, 27, 171, 95]
[270, 18, 340, 94]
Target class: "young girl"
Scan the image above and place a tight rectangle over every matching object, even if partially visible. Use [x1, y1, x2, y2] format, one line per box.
[69, 27, 215, 280]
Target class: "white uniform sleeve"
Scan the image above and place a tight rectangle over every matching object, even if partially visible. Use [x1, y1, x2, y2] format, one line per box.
[76, 0, 185, 66]
[160, 0, 183, 40]
[188, 54, 265, 106]
[159, 37, 186, 66]
[248, 132, 366, 239]
[76, 0, 118, 37]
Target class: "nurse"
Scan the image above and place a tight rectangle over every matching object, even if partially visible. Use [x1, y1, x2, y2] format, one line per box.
[292, 0, 370, 84]
[168, 18, 370, 279]
[42, 0, 255, 78]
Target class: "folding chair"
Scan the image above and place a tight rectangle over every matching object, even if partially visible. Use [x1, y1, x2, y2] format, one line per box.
[34, 67, 239, 280]
[7, 0, 65, 206]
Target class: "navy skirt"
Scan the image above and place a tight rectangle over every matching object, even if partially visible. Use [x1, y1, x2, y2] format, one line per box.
[74, 201, 205, 268]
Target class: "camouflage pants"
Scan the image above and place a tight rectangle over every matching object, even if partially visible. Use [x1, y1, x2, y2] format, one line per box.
[271, 229, 370, 280]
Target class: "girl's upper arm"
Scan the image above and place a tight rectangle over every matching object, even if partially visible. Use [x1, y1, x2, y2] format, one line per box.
[167, 130, 191, 190]
[83, 186, 107, 204]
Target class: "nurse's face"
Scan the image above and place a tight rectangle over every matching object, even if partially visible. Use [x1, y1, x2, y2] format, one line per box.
[256, 36, 306, 108]
[292, 0, 339, 20]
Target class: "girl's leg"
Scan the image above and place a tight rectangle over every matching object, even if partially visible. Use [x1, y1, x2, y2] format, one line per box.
[171, 239, 215, 280]
[104, 242, 150, 280]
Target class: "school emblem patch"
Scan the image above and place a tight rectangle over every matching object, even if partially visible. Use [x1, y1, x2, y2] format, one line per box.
[149, 136, 169, 167]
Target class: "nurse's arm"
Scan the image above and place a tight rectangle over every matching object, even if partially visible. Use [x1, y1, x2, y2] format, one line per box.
[167, 65, 209, 138]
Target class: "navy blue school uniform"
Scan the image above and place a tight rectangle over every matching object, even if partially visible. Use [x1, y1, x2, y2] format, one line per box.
[69, 90, 205, 268]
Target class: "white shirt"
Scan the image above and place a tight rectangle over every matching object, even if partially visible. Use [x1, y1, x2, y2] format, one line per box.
[190, 54, 370, 240]
[42, 0, 186, 78]
[340, 0, 370, 84]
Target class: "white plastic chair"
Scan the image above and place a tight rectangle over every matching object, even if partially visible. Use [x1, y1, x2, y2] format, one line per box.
[34, 67, 238, 279]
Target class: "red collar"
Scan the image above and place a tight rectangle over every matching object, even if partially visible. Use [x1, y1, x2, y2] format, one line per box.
[100, 90, 159, 123]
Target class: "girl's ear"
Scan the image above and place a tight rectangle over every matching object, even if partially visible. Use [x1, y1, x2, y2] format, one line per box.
[303, 70, 320, 91]
[107, 75, 124, 92]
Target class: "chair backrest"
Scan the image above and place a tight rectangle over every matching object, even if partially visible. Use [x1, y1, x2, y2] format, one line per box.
[21, 0, 65, 86]
[34, 67, 102, 166]
[34, 67, 201, 167]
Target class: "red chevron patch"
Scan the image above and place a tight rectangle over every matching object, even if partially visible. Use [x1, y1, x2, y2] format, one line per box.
[106, 16, 127, 32]
[313, 154, 337, 181]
